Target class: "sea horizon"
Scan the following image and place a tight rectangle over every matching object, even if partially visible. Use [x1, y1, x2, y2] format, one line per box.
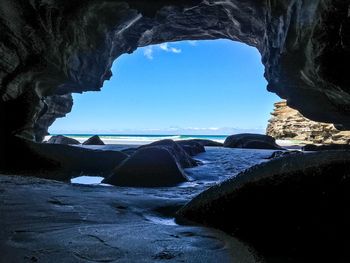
[46, 133, 235, 144]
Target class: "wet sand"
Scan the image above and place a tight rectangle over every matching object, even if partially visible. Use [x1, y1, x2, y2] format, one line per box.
[0, 147, 275, 262]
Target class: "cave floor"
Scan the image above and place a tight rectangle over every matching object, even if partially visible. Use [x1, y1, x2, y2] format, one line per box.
[0, 148, 273, 262]
[0, 175, 260, 263]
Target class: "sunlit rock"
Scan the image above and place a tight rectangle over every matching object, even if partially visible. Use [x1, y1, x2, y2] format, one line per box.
[267, 101, 350, 144]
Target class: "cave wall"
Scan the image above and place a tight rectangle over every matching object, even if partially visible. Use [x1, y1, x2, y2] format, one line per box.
[34, 94, 73, 142]
[0, 0, 349, 144]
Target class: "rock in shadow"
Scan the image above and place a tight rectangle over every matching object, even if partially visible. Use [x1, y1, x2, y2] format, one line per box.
[265, 150, 303, 159]
[303, 143, 350, 151]
[32, 143, 128, 179]
[82, 135, 105, 145]
[176, 140, 205, 156]
[224, 133, 283, 150]
[121, 148, 138, 156]
[47, 135, 80, 145]
[0, 138, 128, 181]
[180, 139, 223, 147]
[139, 139, 200, 168]
[178, 150, 350, 262]
[103, 147, 189, 187]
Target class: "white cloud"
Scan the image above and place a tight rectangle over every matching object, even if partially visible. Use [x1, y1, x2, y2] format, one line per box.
[159, 43, 169, 51]
[170, 47, 181, 53]
[159, 43, 182, 54]
[143, 46, 154, 60]
[188, 40, 198, 46]
[143, 42, 182, 59]
[185, 127, 220, 131]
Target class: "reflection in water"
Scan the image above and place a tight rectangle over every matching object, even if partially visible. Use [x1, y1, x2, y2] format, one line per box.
[71, 176, 103, 185]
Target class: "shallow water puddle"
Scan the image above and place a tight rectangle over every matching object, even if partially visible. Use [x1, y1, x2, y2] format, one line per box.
[144, 215, 177, 226]
[71, 176, 104, 185]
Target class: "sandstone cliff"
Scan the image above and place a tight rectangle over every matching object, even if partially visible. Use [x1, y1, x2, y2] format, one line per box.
[267, 101, 350, 144]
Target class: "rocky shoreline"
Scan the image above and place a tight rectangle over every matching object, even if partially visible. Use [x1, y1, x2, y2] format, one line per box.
[2, 134, 350, 262]
[267, 101, 350, 145]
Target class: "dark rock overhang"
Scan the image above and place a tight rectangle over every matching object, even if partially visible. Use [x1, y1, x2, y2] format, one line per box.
[0, 0, 349, 142]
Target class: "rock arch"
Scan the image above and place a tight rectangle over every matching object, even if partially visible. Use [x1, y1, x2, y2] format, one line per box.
[0, 0, 349, 142]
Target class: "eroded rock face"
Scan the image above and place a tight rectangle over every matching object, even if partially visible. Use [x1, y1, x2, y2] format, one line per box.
[0, 1, 350, 142]
[0, 1, 349, 173]
[267, 101, 350, 144]
[34, 94, 73, 142]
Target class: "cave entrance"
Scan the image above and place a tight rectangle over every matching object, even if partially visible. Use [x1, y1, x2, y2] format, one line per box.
[49, 39, 279, 143]
[48, 39, 280, 185]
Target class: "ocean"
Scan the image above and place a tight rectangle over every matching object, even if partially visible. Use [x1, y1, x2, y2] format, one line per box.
[47, 134, 228, 145]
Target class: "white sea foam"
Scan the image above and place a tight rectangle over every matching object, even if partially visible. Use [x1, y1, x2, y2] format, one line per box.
[44, 134, 225, 145]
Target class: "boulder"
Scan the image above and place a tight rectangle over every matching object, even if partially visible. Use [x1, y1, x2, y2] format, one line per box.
[82, 135, 105, 145]
[181, 139, 223, 147]
[32, 143, 129, 178]
[103, 147, 189, 187]
[265, 150, 302, 159]
[223, 133, 282, 150]
[176, 140, 205, 156]
[302, 144, 350, 151]
[47, 135, 80, 145]
[139, 139, 198, 168]
[178, 151, 350, 261]
[121, 148, 138, 156]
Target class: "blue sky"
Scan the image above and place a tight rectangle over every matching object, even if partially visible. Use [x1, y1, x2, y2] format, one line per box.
[50, 39, 280, 135]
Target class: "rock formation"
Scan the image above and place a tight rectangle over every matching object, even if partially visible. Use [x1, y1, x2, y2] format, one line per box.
[267, 101, 350, 144]
[83, 135, 105, 145]
[0, 174, 259, 263]
[0, 2, 349, 261]
[103, 147, 189, 187]
[47, 135, 80, 145]
[176, 140, 206, 156]
[139, 139, 199, 168]
[29, 142, 129, 180]
[34, 94, 73, 142]
[302, 143, 350, 151]
[180, 139, 223, 147]
[0, 0, 349, 149]
[0, 0, 349, 174]
[103, 139, 205, 187]
[224, 133, 282, 150]
[178, 150, 350, 261]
